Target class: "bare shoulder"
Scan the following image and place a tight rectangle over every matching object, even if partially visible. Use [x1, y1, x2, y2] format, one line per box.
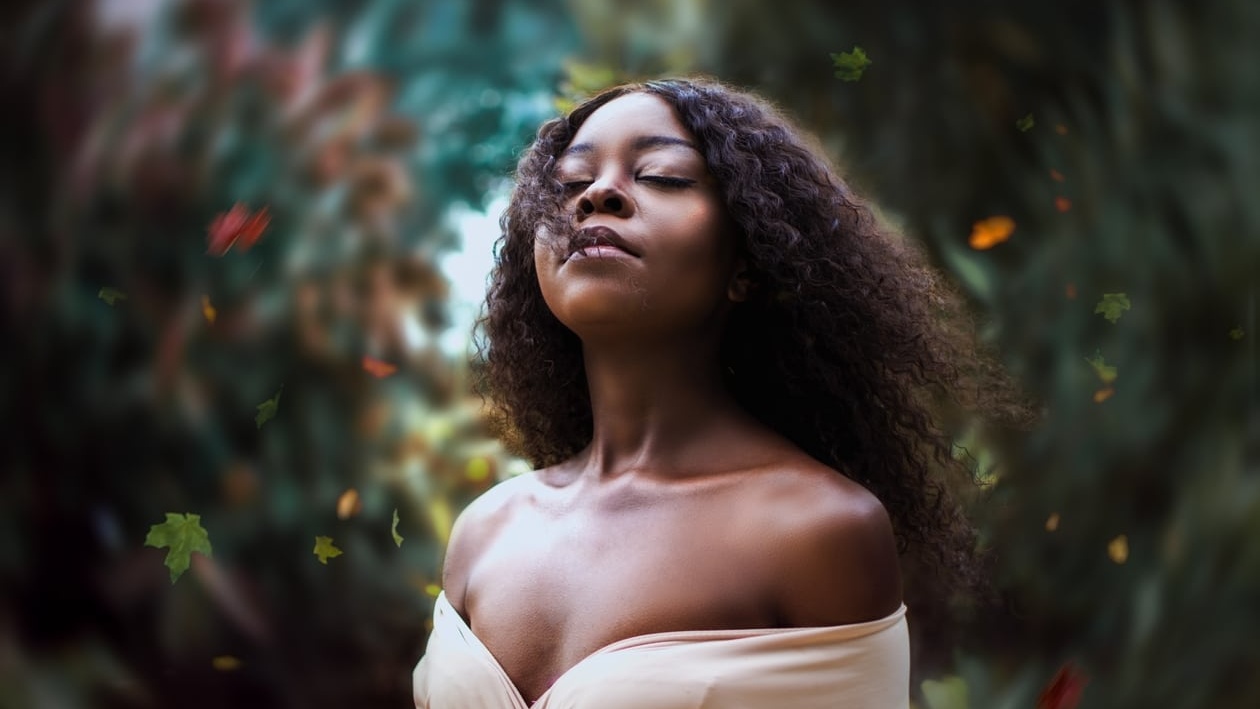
[746, 457, 902, 626]
[439, 471, 539, 614]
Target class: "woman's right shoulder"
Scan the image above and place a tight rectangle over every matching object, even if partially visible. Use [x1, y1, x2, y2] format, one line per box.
[439, 470, 539, 611]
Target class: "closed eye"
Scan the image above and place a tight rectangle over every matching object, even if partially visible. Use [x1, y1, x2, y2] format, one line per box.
[560, 180, 592, 192]
[639, 176, 696, 188]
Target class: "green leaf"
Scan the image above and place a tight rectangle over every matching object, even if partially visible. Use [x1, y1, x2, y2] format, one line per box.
[1229, 326, 1245, 340]
[98, 287, 127, 306]
[144, 513, 212, 583]
[921, 675, 970, 709]
[255, 387, 283, 429]
[1016, 113, 1035, 132]
[831, 47, 871, 81]
[391, 508, 404, 547]
[1094, 293, 1131, 323]
[1085, 350, 1118, 384]
[313, 535, 343, 564]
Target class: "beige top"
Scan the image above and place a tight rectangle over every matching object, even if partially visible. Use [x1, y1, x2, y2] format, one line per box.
[413, 592, 910, 709]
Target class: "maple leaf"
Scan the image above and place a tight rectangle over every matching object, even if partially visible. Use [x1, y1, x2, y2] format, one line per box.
[145, 513, 213, 583]
[1016, 113, 1035, 132]
[1094, 293, 1131, 323]
[1085, 352, 1118, 384]
[98, 287, 127, 306]
[207, 203, 270, 256]
[392, 508, 404, 547]
[1037, 663, 1087, 709]
[255, 387, 283, 429]
[968, 215, 1015, 250]
[202, 295, 217, 324]
[831, 47, 871, 81]
[313, 536, 343, 564]
[362, 355, 398, 378]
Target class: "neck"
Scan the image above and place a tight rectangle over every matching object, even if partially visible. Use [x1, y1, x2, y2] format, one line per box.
[577, 334, 746, 479]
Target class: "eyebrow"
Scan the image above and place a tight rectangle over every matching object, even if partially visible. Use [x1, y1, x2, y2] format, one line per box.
[561, 134, 699, 157]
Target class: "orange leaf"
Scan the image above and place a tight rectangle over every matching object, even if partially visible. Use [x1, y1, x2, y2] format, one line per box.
[1054, 124, 1068, 135]
[201, 295, 217, 324]
[968, 215, 1016, 250]
[207, 203, 270, 256]
[1093, 387, 1115, 403]
[1065, 283, 1077, 300]
[1049, 168, 1065, 182]
[336, 488, 361, 520]
[1037, 663, 1087, 709]
[362, 356, 398, 378]
[1108, 534, 1129, 563]
[1045, 513, 1060, 532]
[1054, 196, 1072, 212]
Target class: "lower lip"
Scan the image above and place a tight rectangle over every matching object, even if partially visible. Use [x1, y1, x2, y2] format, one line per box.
[568, 245, 635, 261]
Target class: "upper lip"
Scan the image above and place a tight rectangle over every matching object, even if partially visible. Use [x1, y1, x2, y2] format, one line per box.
[568, 225, 640, 259]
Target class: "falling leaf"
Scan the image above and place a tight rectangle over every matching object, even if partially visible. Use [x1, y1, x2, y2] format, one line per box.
[1229, 327, 1245, 340]
[831, 47, 871, 81]
[1054, 196, 1072, 212]
[1093, 387, 1115, 403]
[1094, 293, 1131, 323]
[921, 675, 969, 709]
[212, 656, 242, 671]
[1108, 535, 1129, 564]
[391, 508, 404, 547]
[313, 536, 343, 564]
[1049, 168, 1065, 182]
[362, 355, 398, 378]
[144, 513, 213, 583]
[207, 203, 270, 256]
[255, 387, 283, 429]
[466, 457, 492, 482]
[1064, 283, 1077, 299]
[428, 496, 454, 545]
[1045, 513, 1060, 532]
[1085, 351, 1118, 384]
[202, 295, 217, 324]
[1055, 124, 1069, 135]
[336, 489, 361, 520]
[1037, 663, 1087, 709]
[1015, 113, 1035, 132]
[98, 287, 127, 306]
[968, 216, 1015, 250]
[425, 583, 441, 598]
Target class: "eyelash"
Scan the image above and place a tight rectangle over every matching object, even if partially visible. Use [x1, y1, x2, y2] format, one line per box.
[559, 176, 695, 192]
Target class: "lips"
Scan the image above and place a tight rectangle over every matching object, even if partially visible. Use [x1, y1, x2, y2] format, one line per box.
[567, 225, 639, 261]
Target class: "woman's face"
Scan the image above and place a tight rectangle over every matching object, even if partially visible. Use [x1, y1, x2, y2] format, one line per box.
[534, 92, 742, 341]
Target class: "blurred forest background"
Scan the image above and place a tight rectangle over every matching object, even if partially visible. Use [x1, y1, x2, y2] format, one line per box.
[1, 0, 1256, 707]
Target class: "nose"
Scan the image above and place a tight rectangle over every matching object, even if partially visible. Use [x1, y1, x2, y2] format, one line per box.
[577, 181, 633, 219]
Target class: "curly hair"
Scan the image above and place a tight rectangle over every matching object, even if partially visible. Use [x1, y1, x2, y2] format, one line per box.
[479, 77, 1027, 605]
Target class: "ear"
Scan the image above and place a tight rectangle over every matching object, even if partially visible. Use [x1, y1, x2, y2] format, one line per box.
[727, 258, 756, 303]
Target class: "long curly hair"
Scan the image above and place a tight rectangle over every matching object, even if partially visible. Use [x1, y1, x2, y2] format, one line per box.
[480, 77, 1027, 608]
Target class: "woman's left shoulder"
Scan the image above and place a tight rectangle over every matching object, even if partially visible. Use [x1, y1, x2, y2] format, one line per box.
[746, 459, 903, 626]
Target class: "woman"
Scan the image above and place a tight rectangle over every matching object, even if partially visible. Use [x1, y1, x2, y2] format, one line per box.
[414, 78, 1018, 708]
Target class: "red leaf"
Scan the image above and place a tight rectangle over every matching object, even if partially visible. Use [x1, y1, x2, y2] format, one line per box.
[207, 203, 270, 256]
[362, 356, 397, 378]
[1037, 663, 1087, 709]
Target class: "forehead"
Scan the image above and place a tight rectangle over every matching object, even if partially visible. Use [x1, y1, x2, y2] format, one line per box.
[565, 93, 694, 151]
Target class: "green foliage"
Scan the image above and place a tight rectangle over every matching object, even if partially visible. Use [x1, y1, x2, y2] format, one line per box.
[312, 536, 343, 565]
[1084, 351, 1118, 384]
[144, 513, 213, 583]
[1016, 113, 1035, 132]
[392, 508, 405, 547]
[1093, 293, 1131, 323]
[920, 675, 969, 709]
[831, 46, 871, 81]
[96, 287, 127, 306]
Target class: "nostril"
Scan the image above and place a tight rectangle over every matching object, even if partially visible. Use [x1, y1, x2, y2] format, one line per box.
[604, 196, 622, 212]
[579, 199, 595, 215]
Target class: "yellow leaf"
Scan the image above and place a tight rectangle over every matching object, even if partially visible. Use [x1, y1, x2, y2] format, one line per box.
[1093, 387, 1115, 403]
[1045, 513, 1060, 532]
[428, 496, 453, 546]
[968, 216, 1015, 250]
[313, 536, 343, 564]
[336, 488, 361, 520]
[202, 295, 217, 324]
[425, 583, 441, 598]
[466, 457, 491, 482]
[212, 656, 242, 671]
[1108, 534, 1129, 564]
[392, 508, 404, 547]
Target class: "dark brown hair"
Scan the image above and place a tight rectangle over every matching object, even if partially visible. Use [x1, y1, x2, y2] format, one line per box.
[479, 77, 1027, 605]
